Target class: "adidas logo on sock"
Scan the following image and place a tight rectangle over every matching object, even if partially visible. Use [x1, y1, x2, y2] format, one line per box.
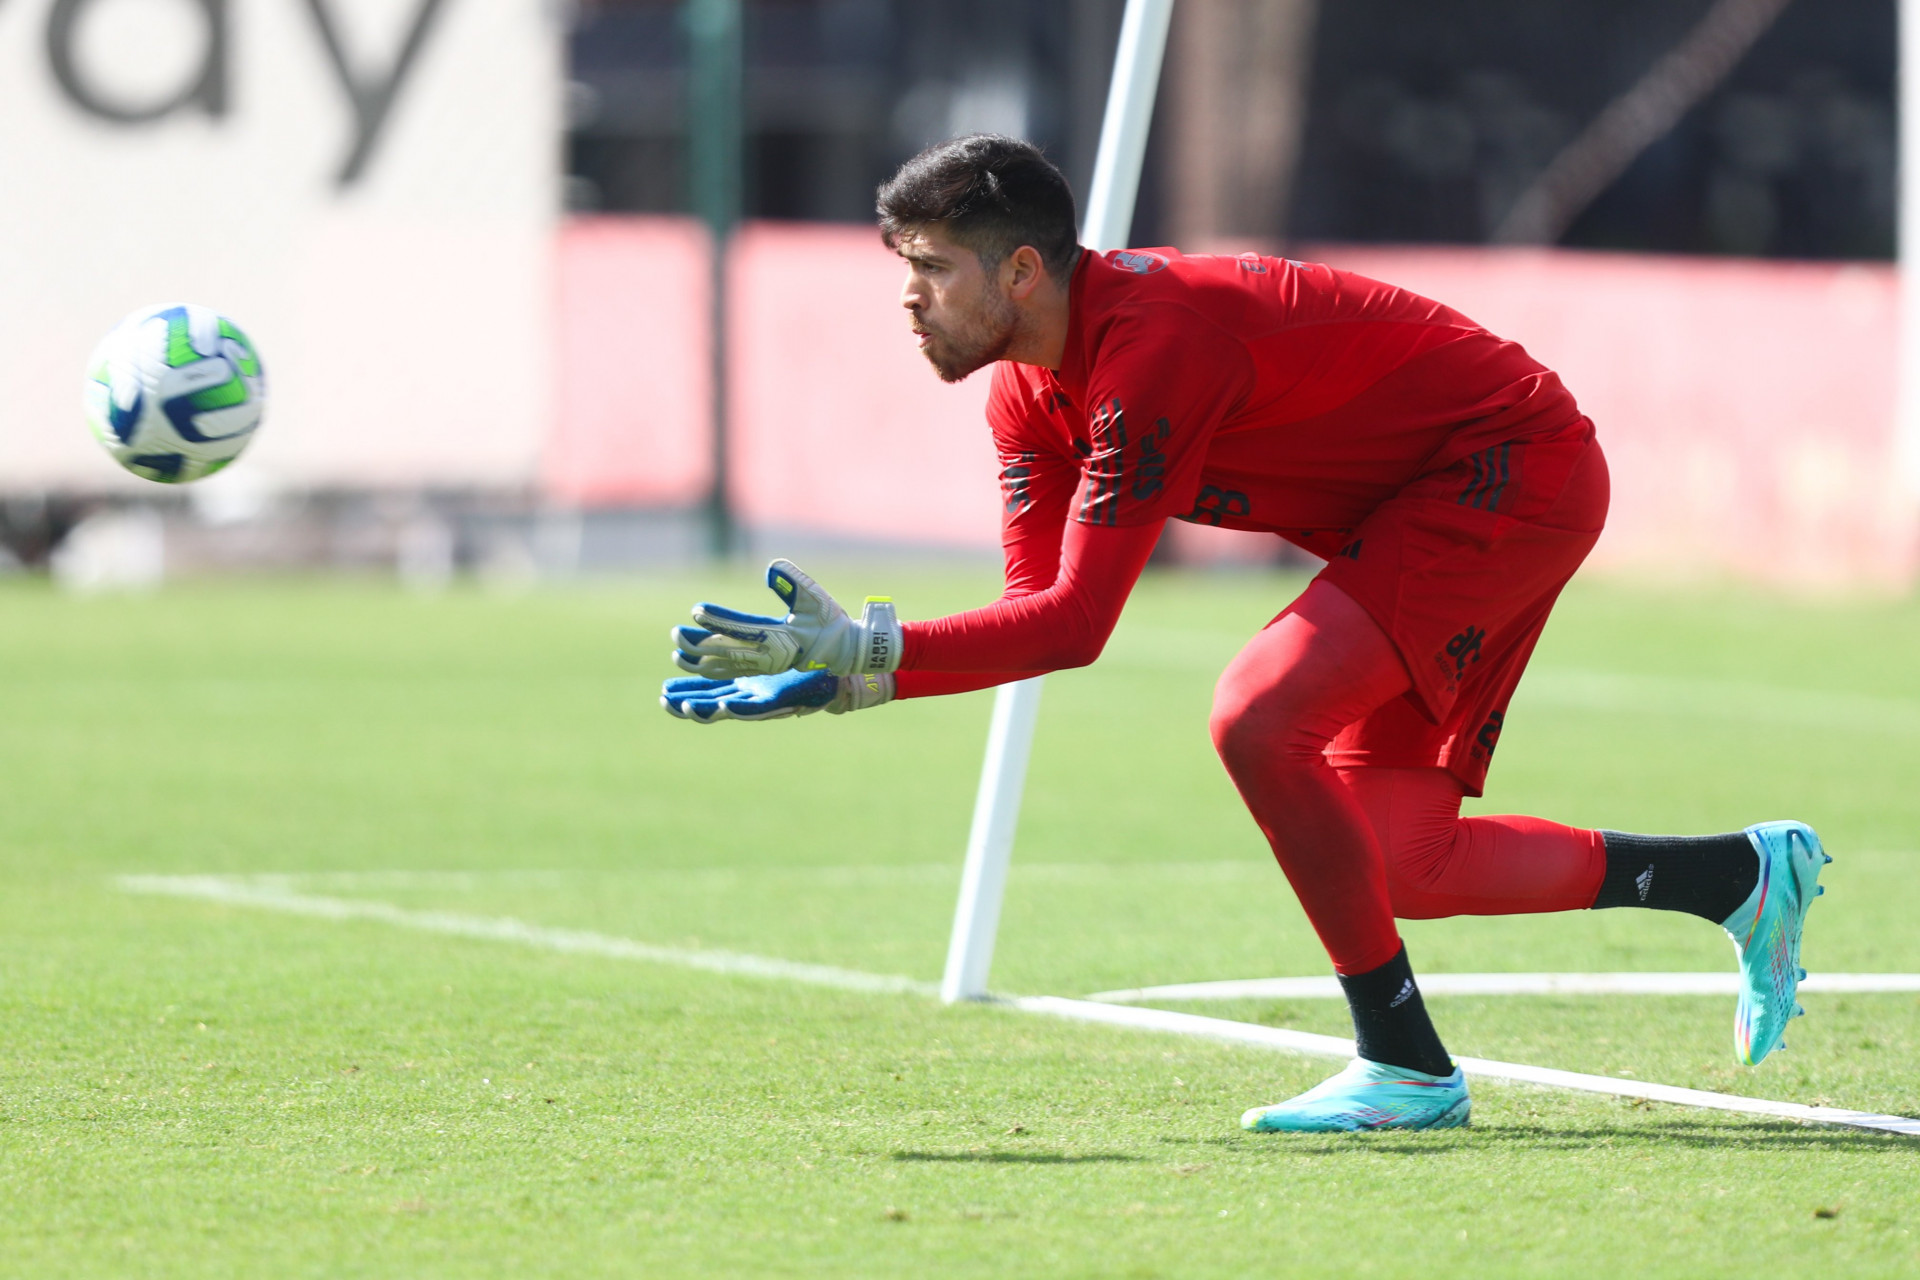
[1635, 865, 1655, 902]
[1389, 978, 1416, 1008]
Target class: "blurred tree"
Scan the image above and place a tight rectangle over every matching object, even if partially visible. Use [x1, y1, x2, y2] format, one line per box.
[1164, 0, 1317, 250]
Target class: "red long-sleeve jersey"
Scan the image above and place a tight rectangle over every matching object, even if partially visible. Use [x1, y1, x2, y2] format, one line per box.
[895, 247, 1586, 697]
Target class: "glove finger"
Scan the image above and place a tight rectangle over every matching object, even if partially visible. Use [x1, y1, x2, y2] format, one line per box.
[716, 699, 798, 722]
[663, 675, 733, 696]
[674, 651, 763, 678]
[660, 679, 721, 716]
[661, 692, 722, 722]
[765, 559, 833, 619]
[671, 624, 757, 657]
[672, 625, 778, 677]
[690, 603, 785, 639]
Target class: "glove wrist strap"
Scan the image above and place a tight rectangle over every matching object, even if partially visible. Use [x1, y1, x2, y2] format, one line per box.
[830, 672, 894, 714]
[854, 598, 902, 674]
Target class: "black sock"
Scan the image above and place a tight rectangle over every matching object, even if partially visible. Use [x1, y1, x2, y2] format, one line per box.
[1592, 830, 1758, 924]
[1336, 944, 1452, 1077]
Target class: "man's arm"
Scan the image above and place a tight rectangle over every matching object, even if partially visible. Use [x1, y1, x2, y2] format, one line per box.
[897, 518, 1162, 674]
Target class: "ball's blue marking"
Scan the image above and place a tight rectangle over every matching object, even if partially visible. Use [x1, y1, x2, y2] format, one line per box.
[107, 389, 144, 443]
[128, 453, 186, 482]
[162, 368, 259, 444]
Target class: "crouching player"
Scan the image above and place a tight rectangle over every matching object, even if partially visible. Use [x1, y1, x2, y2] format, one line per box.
[660, 135, 1830, 1133]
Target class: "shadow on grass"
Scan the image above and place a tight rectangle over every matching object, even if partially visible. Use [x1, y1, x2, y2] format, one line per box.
[1200, 1117, 1920, 1155]
[891, 1151, 1143, 1165]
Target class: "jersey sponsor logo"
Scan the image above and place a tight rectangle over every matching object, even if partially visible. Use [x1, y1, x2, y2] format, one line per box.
[1131, 417, 1171, 501]
[1473, 708, 1504, 758]
[1000, 451, 1036, 515]
[1178, 485, 1250, 526]
[1107, 249, 1168, 275]
[1459, 443, 1512, 512]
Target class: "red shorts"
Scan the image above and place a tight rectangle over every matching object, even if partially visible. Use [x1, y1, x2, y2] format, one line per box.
[1309, 422, 1609, 796]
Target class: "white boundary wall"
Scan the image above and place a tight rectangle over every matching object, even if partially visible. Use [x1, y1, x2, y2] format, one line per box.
[0, 0, 560, 492]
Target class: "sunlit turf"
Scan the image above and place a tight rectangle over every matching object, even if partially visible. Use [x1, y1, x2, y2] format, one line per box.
[1, 568, 1918, 1277]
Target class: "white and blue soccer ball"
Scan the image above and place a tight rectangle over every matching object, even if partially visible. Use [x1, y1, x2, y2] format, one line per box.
[83, 303, 266, 484]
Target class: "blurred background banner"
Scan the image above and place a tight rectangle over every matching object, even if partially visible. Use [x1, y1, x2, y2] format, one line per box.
[0, 0, 561, 493]
[0, 0, 1911, 589]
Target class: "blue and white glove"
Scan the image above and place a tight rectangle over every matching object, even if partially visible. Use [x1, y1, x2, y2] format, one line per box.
[660, 669, 895, 723]
[671, 559, 902, 678]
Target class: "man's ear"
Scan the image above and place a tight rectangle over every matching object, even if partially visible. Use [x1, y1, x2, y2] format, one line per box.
[1002, 245, 1047, 301]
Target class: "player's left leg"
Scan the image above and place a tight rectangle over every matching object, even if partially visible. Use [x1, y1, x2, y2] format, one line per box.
[1342, 766, 1829, 1064]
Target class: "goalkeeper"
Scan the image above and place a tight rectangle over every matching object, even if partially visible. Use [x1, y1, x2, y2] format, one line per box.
[661, 135, 1829, 1134]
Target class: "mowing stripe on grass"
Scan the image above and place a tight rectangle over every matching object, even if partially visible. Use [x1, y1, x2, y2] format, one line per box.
[116, 874, 938, 998]
[118, 874, 1920, 1138]
[1088, 972, 1920, 1002]
[1117, 629, 1920, 736]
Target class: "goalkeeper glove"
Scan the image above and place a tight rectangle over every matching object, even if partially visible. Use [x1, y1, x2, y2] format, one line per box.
[660, 669, 894, 723]
[671, 559, 902, 678]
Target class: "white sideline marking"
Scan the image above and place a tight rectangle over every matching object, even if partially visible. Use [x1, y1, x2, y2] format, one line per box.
[1010, 997, 1920, 1136]
[116, 875, 938, 998]
[119, 874, 1920, 1138]
[1089, 972, 1920, 1002]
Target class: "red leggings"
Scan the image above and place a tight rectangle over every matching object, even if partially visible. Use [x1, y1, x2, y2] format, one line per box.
[1210, 579, 1605, 975]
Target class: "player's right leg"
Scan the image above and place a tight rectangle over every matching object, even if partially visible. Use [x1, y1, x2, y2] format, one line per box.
[1211, 579, 1470, 1132]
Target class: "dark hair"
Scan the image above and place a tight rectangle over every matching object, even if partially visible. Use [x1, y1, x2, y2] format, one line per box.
[876, 135, 1080, 281]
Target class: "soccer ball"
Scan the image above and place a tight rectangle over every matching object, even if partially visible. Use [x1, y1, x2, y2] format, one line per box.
[83, 303, 266, 484]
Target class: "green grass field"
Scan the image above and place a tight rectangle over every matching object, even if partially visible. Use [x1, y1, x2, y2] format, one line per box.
[2, 566, 1918, 1277]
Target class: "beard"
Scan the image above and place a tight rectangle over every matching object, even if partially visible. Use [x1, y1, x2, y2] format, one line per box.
[918, 291, 1020, 383]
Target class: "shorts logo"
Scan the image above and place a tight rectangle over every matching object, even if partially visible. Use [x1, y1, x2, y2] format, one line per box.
[1236, 253, 1269, 274]
[1108, 250, 1168, 275]
[1444, 625, 1485, 676]
[1335, 538, 1363, 561]
[1473, 709, 1505, 758]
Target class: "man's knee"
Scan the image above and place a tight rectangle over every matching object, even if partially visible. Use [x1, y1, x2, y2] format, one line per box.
[1383, 857, 1455, 920]
[1209, 676, 1325, 774]
[1208, 679, 1261, 771]
[1381, 817, 1473, 919]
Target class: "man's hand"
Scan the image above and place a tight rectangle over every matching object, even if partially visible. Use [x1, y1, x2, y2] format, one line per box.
[671, 559, 902, 678]
[661, 670, 894, 723]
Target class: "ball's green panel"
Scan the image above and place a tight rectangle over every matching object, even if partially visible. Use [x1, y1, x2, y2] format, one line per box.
[217, 318, 262, 377]
[190, 376, 249, 412]
[163, 308, 199, 369]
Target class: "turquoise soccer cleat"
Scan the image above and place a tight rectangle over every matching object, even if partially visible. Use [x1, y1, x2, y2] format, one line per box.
[1723, 820, 1830, 1067]
[1240, 1058, 1470, 1133]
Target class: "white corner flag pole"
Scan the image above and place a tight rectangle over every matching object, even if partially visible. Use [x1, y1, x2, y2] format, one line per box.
[940, 0, 1176, 1004]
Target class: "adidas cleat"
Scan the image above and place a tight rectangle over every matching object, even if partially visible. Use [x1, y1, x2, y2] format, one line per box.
[1723, 820, 1830, 1067]
[1240, 1058, 1469, 1133]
